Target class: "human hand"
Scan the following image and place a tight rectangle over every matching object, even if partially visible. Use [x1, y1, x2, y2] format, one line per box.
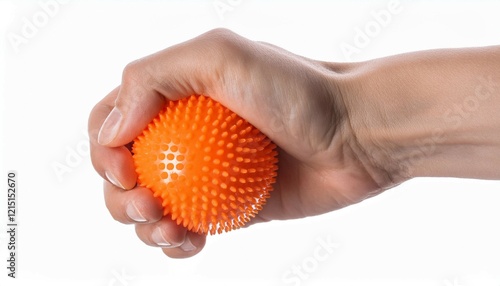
[88, 29, 395, 258]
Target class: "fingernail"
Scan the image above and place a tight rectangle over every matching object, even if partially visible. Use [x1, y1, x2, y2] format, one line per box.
[126, 202, 147, 223]
[105, 171, 125, 189]
[180, 236, 196, 252]
[98, 107, 122, 145]
[152, 227, 174, 247]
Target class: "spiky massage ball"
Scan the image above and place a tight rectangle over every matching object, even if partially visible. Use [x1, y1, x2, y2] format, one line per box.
[132, 95, 278, 235]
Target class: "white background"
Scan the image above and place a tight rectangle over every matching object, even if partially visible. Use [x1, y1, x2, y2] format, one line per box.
[1, 1, 500, 285]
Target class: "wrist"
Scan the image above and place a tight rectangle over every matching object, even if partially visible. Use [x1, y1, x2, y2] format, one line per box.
[339, 47, 500, 182]
[320, 61, 403, 189]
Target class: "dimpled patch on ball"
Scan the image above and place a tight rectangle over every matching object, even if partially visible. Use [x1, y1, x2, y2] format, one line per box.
[132, 95, 278, 235]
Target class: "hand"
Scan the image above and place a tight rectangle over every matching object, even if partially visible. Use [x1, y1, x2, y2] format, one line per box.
[88, 29, 395, 258]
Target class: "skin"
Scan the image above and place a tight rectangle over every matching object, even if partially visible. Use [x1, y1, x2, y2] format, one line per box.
[88, 29, 500, 259]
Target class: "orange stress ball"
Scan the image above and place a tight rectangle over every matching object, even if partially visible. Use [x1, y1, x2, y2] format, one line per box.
[132, 95, 278, 235]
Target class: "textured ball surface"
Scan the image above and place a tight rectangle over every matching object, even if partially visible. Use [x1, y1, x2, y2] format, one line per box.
[132, 95, 278, 235]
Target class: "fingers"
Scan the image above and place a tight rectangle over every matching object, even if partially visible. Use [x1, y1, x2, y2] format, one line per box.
[91, 143, 137, 189]
[104, 181, 206, 258]
[135, 217, 206, 258]
[89, 29, 244, 259]
[88, 87, 137, 189]
[103, 181, 163, 224]
[90, 28, 294, 259]
[161, 232, 206, 259]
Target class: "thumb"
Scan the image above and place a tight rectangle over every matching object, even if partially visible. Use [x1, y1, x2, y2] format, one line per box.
[96, 64, 166, 147]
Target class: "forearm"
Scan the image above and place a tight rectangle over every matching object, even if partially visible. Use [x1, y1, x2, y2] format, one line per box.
[341, 46, 500, 182]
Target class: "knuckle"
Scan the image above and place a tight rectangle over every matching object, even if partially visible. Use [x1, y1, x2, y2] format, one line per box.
[117, 60, 148, 110]
[199, 28, 243, 56]
[121, 60, 143, 86]
[203, 27, 236, 40]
